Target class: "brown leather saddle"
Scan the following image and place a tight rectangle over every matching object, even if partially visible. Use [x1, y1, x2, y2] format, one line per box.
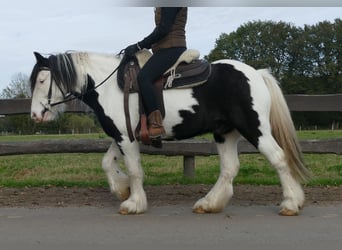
[117, 49, 211, 146]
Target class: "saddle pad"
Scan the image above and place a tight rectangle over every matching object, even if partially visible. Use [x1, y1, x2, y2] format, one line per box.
[135, 49, 210, 89]
[135, 49, 200, 71]
[164, 59, 211, 89]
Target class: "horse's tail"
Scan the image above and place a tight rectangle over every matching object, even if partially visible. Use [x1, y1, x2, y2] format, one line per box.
[258, 69, 310, 182]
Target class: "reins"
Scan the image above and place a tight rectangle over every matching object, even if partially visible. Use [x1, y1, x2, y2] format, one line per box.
[42, 51, 127, 109]
[38, 51, 137, 143]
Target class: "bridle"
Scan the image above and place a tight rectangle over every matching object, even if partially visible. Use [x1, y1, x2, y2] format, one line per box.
[39, 52, 127, 114]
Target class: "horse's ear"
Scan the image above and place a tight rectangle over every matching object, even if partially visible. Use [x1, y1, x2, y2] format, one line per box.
[33, 52, 48, 66]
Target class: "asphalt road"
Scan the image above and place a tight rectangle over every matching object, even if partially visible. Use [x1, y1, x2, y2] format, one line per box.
[0, 205, 341, 250]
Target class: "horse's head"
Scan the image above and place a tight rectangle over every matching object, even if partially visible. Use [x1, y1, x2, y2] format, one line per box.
[30, 52, 76, 122]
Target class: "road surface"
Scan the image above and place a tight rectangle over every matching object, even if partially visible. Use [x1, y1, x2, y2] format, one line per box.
[0, 205, 341, 250]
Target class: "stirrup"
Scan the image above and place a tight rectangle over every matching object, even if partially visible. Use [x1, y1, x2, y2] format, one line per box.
[150, 137, 162, 148]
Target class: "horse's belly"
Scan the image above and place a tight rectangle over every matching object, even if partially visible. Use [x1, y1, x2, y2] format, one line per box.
[163, 89, 198, 133]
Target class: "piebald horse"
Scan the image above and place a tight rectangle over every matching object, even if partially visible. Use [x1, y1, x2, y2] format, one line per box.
[30, 50, 309, 215]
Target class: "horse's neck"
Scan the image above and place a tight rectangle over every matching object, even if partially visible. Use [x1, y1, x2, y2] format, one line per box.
[75, 52, 121, 93]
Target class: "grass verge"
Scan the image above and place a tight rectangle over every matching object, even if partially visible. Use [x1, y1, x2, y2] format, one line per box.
[1, 130, 341, 187]
[0, 153, 341, 187]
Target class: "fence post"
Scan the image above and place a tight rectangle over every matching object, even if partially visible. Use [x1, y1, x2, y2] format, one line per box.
[183, 156, 195, 178]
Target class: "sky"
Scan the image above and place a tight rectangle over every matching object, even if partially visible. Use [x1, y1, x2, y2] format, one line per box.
[0, 0, 341, 91]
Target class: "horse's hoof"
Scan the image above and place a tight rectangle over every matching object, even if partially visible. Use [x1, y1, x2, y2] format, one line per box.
[279, 208, 299, 216]
[119, 208, 129, 215]
[193, 207, 208, 214]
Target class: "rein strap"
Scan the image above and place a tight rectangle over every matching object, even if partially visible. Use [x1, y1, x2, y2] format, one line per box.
[48, 54, 125, 107]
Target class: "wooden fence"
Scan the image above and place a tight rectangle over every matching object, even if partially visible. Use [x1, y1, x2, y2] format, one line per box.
[1, 95, 342, 177]
[1, 94, 342, 115]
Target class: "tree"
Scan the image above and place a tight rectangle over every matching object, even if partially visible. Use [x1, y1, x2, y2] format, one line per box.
[0, 73, 32, 134]
[304, 20, 341, 93]
[1, 73, 31, 99]
[64, 114, 98, 134]
[207, 21, 301, 80]
[207, 19, 342, 95]
[206, 19, 342, 128]
[282, 19, 342, 94]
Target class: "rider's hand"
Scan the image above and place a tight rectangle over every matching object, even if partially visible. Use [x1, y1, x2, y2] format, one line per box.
[124, 43, 140, 57]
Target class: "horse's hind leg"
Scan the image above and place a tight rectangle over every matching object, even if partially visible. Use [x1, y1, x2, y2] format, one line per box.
[258, 133, 305, 215]
[193, 130, 241, 213]
[102, 142, 130, 201]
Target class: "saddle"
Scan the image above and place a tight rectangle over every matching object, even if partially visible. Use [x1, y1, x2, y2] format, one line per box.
[117, 49, 211, 146]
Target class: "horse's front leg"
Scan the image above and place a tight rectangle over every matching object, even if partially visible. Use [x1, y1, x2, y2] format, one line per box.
[119, 139, 147, 214]
[102, 142, 130, 201]
[193, 131, 241, 213]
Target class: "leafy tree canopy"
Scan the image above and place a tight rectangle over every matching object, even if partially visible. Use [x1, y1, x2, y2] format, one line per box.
[207, 19, 342, 94]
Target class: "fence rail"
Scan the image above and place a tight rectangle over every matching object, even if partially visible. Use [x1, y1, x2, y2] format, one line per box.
[1, 138, 341, 156]
[1, 94, 342, 115]
[0, 98, 92, 115]
[1, 95, 341, 177]
[1, 138, 341, 177]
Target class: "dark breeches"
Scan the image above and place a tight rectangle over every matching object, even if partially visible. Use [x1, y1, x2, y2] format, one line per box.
[137, 47, 186, 115]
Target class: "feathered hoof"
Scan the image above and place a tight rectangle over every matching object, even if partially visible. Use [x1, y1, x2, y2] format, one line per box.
[279, 208, 299, 216]
[118, 197, 148, 215]
[119, 208, 130, 215]
[193, 206, 222, 214]
[193, 206, 208, 214]
[118, 207, 145, 215]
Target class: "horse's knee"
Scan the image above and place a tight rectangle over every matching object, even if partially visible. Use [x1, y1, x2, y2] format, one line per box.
[101, 156, 111, 171]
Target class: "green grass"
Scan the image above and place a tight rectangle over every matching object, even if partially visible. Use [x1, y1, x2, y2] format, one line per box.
[298, 130, 342, 140]
[142, 154, 342, 186]
[0, 130, 341, 187]
[0, 153, 107, 187]
[0, 152, 341, 188]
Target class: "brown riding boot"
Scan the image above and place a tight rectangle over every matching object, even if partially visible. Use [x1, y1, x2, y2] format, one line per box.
[147, 110, 166, 139]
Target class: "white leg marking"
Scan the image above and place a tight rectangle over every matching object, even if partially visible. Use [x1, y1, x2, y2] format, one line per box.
[193, 131, 241, 213]
[258, 134, 305, 215]
[118, 139, 147, 214]
[102, 142, 130, 201]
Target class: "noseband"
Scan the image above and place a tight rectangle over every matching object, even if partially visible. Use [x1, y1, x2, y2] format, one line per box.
[37, 66, 73, 116]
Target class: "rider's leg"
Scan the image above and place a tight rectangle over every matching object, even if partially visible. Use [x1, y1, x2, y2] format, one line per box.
[137, 47, 186, 138]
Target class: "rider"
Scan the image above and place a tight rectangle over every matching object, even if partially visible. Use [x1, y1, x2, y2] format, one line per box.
[124, 7, 187, 139]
